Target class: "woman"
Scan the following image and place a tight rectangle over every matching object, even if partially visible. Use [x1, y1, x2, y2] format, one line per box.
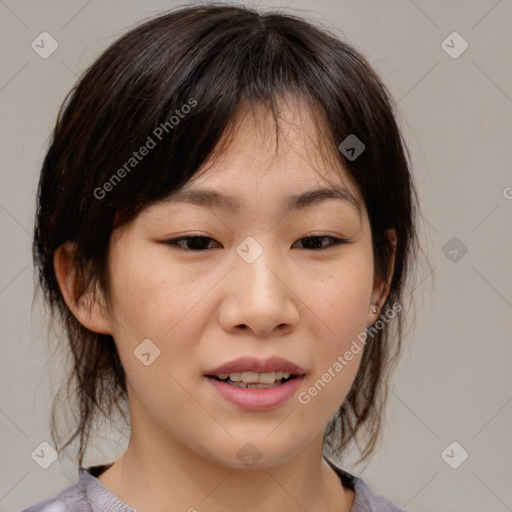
[25, 4, 420, 511]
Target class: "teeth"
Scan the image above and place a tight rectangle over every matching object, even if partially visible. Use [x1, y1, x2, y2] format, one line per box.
[216, 371, 293, 384]
[242, 372, 261, 383]
[229, 381, 282, 389]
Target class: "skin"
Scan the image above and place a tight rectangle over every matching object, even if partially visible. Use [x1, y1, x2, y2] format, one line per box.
[55, 97, 396, 512]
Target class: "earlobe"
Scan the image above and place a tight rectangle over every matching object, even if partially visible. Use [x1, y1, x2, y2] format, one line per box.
[53, 241, 113, 335]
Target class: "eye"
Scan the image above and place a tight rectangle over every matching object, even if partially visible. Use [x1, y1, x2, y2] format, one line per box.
[293, 235, 349, 250]
[164, 234, 349, 251]
[166, 236, 220, 251]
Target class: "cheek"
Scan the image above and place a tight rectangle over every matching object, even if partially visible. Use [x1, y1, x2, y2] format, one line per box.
[297, 250, 373, 403]
[105, 249, 209, 414]
[296, 289, 368, 423]
[108, 244, 189, 333]
[106, 244, 219, 376]
[304, 250, 374, 342]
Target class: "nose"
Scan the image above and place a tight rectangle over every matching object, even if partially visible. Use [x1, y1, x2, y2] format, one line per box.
[218, 245, 300, 337]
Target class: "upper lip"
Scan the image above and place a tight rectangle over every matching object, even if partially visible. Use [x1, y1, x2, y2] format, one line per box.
[205, 356, 306, 376]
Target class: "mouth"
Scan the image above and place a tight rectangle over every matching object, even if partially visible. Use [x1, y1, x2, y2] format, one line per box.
[205, 355, 306, 387]
[205, 373, 304, 411]
[208, 371, 299, 389]
[204, 356, 306, 410]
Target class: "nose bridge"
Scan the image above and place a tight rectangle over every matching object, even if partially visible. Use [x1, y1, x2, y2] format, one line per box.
[235, 235, 284, 302]
[222, 235, 298, 335]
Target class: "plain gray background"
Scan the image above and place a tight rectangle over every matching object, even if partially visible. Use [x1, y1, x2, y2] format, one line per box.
[1, 1, 511, 511]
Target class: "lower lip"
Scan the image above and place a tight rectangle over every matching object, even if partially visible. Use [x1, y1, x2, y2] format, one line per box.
[206, 376, 304, 411]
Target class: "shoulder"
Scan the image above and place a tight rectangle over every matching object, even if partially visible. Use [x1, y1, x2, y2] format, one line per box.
[20, 492, 91, 512]
[21, 500, 70, 512]
[351, 475, 411, 511]
[20, 465, 135, 512]
[19, 470, 91, 512]
[324, 456, 412, 512]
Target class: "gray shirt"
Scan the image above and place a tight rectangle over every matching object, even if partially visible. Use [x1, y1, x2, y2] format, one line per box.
[21, 458, 410, 511]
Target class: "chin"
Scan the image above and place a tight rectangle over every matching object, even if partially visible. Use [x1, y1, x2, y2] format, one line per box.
[195, 432, 313, 470]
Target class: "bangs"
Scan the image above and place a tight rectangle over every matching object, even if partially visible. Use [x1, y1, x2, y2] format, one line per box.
[52, 5, 390, 234]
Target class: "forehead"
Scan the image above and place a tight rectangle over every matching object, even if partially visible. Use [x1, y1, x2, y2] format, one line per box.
[163, 97, 365, 217]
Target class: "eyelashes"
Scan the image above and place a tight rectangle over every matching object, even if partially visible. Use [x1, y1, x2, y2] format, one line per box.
[293, 235, 349, 250]
[164, 235, 350, 252]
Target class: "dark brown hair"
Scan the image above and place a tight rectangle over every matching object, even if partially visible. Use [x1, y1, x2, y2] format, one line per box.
[33, 3, 422, 468]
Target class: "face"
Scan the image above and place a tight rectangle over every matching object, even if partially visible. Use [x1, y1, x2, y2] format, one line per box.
[99, 99, 386, 469]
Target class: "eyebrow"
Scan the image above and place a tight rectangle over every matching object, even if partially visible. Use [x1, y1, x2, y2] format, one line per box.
[164, 185, 361, 217]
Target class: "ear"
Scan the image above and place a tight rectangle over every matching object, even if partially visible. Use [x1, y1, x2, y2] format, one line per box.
[367, 228, 397, 326]
[53, 241, 113, 334]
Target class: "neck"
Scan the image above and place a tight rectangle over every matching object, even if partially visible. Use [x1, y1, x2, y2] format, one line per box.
[97, 392, 353, 512]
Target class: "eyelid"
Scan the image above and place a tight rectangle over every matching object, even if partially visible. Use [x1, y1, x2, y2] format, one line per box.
[163, 233, 351, 251]
[293, 234, 351, 249]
